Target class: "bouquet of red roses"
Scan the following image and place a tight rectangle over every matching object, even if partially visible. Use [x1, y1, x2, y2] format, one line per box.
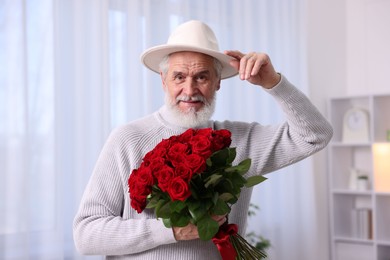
[128, 128, 267, 259]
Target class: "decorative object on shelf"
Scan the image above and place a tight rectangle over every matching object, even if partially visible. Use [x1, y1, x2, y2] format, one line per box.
[356, 175, 369, 191]
[351, 207, 373, 240]
[342, 107, 370, 143]
[348, 168, 369, 191]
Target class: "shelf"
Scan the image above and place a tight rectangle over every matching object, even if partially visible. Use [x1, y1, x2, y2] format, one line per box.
[334, 236, 374, 244]
[376, 192, 390, 197]
[334, 241, 374, 260]
[328, 94, 390, 260]
[330, 142, 372, 147]
[377, 241, 390, 246]
[332, 189, 373, 195]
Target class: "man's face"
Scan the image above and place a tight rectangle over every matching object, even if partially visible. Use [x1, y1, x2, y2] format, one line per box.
[161, 51, 221, 114]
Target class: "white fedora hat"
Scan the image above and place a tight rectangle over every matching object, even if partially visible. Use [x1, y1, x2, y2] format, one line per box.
[140, 20, 238, 79]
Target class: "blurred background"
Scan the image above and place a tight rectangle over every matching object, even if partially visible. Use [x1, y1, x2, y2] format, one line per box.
[1, 0, 389, 259]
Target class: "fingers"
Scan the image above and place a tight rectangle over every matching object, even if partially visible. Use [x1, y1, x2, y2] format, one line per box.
[173, 223, 199, 241]
[241, 52, 262, 80]
[241, 52, 270, 81]
[211, 214, 227, 226]
[224, 50, 244, 60]
[224, 50, 242, 72]
[224, 50, 269, 80]
[173, 214, 228, 241]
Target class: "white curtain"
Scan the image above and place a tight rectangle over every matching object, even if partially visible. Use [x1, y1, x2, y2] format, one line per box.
[1, 0, 324, 259]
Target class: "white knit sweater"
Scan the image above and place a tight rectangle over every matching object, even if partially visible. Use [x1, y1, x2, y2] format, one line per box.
[73, 75, 333, 259]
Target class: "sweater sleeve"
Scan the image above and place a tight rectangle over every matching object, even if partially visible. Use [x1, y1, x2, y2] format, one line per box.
[73, 127, 177, 256]
[243, 74, 333, 175]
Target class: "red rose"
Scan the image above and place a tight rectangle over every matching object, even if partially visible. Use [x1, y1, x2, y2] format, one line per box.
[168, 142, 189, 157]
[167, 141, 191, 168]
[190, 134, 213, 158]
[155, 138, 172, 150]
[134, 165, 154, 193]
[185, 153, 206, 174]
[167, 135, 179, 143]
[144, 146, 168, 166]
[167, 176, 191, 201]
[212, 129, 232, 151]
[196, 128, 213, 137]
[128, 168, 138, 192]
[130, 194, 147, 213]
[177, 128, 196, 143]
[174, 163, 193, 181]
[155, 165, 175, 192]
[168, 152, 187, 168]
[149, 157, 166, 173]
[128, 168, 147, 194]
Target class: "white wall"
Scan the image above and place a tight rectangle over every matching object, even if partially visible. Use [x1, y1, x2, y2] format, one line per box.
[346, 0, 390, 95]
[307, 0, 390, 259]
[307, 1, 347, 259]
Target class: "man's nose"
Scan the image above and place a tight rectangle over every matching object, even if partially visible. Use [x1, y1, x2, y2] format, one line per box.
[182, 78, 198, 95]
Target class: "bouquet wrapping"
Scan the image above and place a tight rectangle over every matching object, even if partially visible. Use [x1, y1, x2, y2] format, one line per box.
[128, 128, 267, 259]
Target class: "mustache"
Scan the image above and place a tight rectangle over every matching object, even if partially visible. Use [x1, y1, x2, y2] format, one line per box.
[176, 95, 206, 103]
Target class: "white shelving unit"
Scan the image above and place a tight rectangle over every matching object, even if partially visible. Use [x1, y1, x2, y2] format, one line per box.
[328, 94, 390, 260]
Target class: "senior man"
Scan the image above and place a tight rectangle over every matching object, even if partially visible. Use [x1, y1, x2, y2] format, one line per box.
[73, 20, 333, 259]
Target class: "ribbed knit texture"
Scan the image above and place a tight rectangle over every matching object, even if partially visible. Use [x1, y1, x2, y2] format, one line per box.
[73, 75, 333, 259]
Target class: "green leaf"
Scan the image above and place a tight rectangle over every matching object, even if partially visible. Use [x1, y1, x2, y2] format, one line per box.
[145, 195, 160, 209]
[187, 199, 213, 221]
[206, 158, 213, 167]
[212, 191, 219, 205]
[207, 148, 236, 167]
[245, 175, 268, 187]
[225, 158, 251, 174]
[189, 180, 201, 200]
[211, 198, 231, 215]
[218, 178, 235, 194]
[188, 202, 208, 222]
[204, 173, 223, 188]
[219, 192, 234, 202]
[153, 199, 168, 215]
[156, 201, 171, 219]
[170, 200, 186, 213]
[170, 212, 190, 227]
[187, 200, 201, 211]
[162, 218, 172, 228]
[226, 147, 237, 164]
[222, 172, 246, 194]
[197, 215, 219, 241]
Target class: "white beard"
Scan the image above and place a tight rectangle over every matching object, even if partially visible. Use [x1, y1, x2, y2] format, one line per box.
[164, 93, 216, 128]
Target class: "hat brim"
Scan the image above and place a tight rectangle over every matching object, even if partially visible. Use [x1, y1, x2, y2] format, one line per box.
[140, 45, 239, 80]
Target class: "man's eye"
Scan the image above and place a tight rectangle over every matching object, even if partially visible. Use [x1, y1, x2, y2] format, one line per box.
[174, 75, 184, 81]
[196, 75, 207, 82]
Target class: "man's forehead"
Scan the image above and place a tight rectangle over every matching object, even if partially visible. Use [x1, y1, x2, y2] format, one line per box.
[168, 52, 213, 71]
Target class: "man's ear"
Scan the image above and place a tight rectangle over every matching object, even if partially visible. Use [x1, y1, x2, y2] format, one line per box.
[160, 72, 167, 91]
[216, 79, 221, 91]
